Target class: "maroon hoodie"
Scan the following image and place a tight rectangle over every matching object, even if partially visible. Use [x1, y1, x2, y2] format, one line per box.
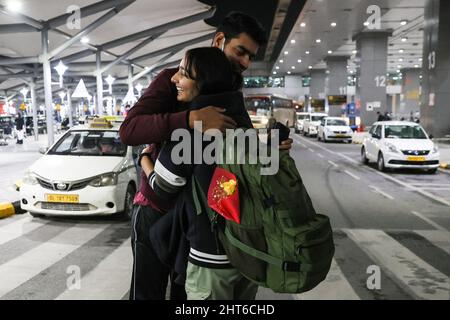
[119, 68, 189, 212]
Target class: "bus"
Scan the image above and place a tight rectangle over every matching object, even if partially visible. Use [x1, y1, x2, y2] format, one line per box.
[244, 94, 296, 129]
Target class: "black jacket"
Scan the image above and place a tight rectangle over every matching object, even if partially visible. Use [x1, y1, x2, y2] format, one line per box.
[149, 91, 252, 281]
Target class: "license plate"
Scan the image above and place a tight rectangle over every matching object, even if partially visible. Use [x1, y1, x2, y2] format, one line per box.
[335, 134, 345, 137]
[45, 194, 79, 203]
[407, 156, 425, 162]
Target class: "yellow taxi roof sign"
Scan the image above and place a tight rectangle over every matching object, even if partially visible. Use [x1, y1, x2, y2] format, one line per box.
[89, 118, 113, 129]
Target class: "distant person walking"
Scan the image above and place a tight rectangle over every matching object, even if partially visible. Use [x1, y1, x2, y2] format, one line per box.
[15, 113, 24, 144]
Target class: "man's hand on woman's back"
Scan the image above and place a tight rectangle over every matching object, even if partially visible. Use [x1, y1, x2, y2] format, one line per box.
[189, 106, 237, 133]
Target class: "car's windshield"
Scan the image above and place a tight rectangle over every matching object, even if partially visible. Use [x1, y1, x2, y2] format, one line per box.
[327, 119, 347, 126]
[312, 115, 326, 122]
[48, 130, 126, 156]
[297, 114, 307, 120]
[384, 125, 427, 139]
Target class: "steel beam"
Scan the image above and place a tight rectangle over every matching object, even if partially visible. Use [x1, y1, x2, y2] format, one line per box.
[132, 32, 214, 63]
[46, 3, 132, 61]
[0, 56, 39, 65]
[97, 34, 162, 75]
[46, 0, 135, 29]
[101, 7, 216, 50]
[0, 4, 44, 29]
[132, 52, 177, 82]
[0, 23, 39, 34]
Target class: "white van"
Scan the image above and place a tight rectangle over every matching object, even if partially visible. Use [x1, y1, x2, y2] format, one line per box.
[303, 112, 328, 136]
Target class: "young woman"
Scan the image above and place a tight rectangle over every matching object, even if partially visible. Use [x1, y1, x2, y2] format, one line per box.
[138, 47, 258, 300]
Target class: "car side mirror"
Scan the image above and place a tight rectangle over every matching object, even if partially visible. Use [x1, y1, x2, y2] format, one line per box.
[371, 133, 380, 139]
[429, 134, 434, 139]
[39, 147, 48, 154]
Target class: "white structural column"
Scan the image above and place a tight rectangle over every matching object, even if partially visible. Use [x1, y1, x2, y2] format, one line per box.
[67, 88, 73, 128]
[96, 51, 103, 115]
[29, 81, 38, 141]
[41, 29, 55, 147]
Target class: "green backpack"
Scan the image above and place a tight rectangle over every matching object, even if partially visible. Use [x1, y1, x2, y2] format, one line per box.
[192, 132, 335, 294]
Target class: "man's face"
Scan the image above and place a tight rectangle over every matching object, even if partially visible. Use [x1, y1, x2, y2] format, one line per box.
[214, 32, 259, 73]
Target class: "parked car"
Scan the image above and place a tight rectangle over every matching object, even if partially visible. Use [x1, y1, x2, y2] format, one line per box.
[0, 115, 14, 135]
[361, 121, 440, 173]
[318, 117, 353, 143]
[20, 117, 138, 218]
[295, 112, 309, 133]
[303, 112, 328, 136]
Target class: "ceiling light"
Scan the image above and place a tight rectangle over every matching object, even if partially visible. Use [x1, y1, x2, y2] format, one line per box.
[308, 66, 312, 69]
[397, 69, 401, 73]
[284, 51, 289, 55]
[291, 66, 295, 69]
[300, 22, 306, 27]
[279, 59, 284, 63]
[418, 58, 423, 61]
[273, 71, 277, 75]
[414, 64, 419, 68]
[363, 21, 370, 26]
[401, 37, 408, 42]
[290, 39, 296, 44]
[287, 71, 291, 74]
[397, 65, 402, 68]
[400, 20, 408, 26]
[399, 49, 404, 53]
[297, 59, 302, 63]
[328, 50, 333, 54]
[331, 22, 337, 27]
[305, 51, 310, 55]
[398, 58, 404, 62]
[315, 39, 321, 43]
[275, 66, 280, 70]
[419, 75, 423, 79]
[350, 70, 354, 74]
[5, 0, 23, 12]
[352, 50, 357, 54]
[81, 37, 90, 44]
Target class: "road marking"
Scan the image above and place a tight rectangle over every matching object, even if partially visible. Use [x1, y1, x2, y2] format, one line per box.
[0, 215, 48, 246]
[308, 148, 315, 153]
[56, 238, 132, 300]
[410, 211, 448, 232]
[344, 170, 360, 180]
[411, 183, 450, 187]
[295, 135, 450, 207]
[328, 160, 338, 167]
[0, 224, 108, 297]
[438, 168, 450, 175]
[344, 229, 450, 300]
[413, 230, 450, 255]
[295, 259, 359, 300]
[317, 153, 324, 159]
[369, 185, 394, 200]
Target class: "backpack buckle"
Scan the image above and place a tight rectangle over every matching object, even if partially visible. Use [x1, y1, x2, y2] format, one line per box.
[282, 261, 301, 272]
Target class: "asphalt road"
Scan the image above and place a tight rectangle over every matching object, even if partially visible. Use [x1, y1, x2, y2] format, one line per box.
[0, 133, 449, 300]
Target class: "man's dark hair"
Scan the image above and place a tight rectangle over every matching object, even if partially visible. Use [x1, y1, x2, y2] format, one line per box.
[184, 47, 242, 94]
[216, 11, 267, 46]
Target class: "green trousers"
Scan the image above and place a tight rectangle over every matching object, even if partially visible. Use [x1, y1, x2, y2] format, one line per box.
[185, 262, 258, 300]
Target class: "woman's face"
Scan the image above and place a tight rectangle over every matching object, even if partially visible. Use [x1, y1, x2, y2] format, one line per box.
[171, 57, 199, 102]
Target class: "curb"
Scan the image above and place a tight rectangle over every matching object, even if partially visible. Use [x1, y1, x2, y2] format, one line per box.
[0, 200, 27, 219]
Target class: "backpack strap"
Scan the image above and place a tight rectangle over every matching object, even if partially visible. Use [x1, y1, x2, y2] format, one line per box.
[224, 228, 315, 272]
[191, 176, 217, 223]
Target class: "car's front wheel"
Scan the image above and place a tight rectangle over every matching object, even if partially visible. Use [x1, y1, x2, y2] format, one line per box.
[426, 168, 437, 174]
[361, 147, 369, 164]
[119, 184, 136, 220]
[322, 133, 327, 143]
[377, 153, 386, 172]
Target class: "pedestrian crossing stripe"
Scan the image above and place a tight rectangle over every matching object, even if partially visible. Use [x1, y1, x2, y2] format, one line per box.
[0, 215, 448, 300]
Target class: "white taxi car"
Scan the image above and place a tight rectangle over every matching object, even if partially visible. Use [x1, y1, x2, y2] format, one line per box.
[303, 112, 328, 136]
[295, 112, 309, 133]
[318, 117, 353, 143]
[361, 121, 440, 173]
[20, 118, 138, 218]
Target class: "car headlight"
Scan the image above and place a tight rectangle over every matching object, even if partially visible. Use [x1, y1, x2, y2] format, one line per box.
[386, 143, 399, 153]
[23, 171, 38, 185]
[89, 173, 118, 187]
[432, 145, 439, 154]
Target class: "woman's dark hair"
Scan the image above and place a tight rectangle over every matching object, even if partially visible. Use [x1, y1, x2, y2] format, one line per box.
[183, 47, 242, 94]
[215, 11, 267, 47]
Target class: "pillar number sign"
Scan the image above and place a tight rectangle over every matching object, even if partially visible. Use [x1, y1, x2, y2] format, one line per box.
[428, 51, 436, 70]
[374, 75, 386, 87]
